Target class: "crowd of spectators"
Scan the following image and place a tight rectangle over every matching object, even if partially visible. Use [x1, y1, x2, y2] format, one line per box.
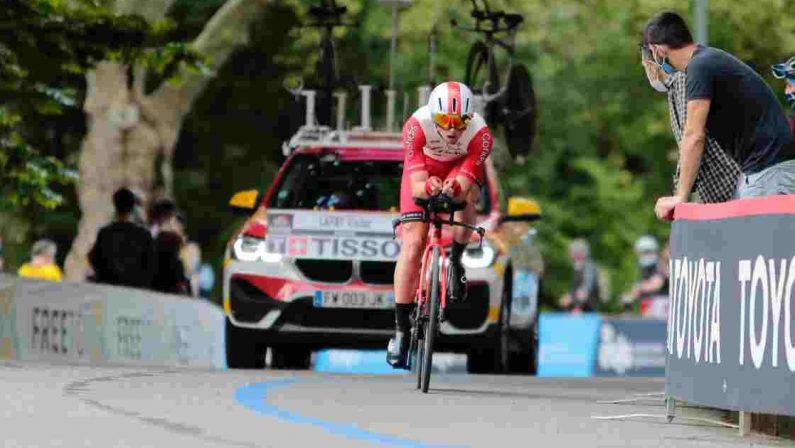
[557, 235, 670, 318]
[6, 187, 214, 300]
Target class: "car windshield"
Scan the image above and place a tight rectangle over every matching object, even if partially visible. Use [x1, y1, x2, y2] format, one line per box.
[269, 153, 402, 211]
[268, 152, 492, 213]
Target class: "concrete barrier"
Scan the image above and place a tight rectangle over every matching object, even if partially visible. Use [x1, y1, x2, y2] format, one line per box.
[0, 274, 226, 369]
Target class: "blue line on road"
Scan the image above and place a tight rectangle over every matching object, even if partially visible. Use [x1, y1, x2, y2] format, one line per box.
[235, 379, 453, 448]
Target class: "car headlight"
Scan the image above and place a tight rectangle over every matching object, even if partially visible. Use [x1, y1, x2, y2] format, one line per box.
[232, 235, 283, 263]
[461, 242, 497, 269]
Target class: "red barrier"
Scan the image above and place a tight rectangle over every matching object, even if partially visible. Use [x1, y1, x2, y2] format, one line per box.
[675, 194, 795, 221]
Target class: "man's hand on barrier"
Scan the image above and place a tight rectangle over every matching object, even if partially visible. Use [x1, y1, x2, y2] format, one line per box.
[654, 196, 682, 221]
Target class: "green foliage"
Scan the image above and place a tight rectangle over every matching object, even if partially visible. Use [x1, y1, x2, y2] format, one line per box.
[171, 0, 795, 305]
[0, 0, 202, 211]
[7, 0, 794, 303]
[0, 110, 78, 210]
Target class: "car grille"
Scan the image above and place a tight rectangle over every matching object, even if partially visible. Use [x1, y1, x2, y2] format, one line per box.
[229, 277, 282, 323]
[294, 259, 353, 283]
[278, 297, 394, 330]
[360, 261, 396, 285]
[445, 283, 490, 329]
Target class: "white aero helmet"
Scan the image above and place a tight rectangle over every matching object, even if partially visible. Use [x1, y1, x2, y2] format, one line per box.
[428, 81, 475, 117]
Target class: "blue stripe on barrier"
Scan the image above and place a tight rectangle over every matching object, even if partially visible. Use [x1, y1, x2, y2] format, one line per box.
[235, 379, 451, 447]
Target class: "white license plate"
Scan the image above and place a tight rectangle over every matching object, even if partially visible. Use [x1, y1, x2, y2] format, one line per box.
[313, 290, 395, 309]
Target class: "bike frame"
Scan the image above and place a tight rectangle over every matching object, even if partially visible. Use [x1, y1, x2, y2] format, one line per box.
[416, 218, 449, 320]
[457, 0, 521, 103]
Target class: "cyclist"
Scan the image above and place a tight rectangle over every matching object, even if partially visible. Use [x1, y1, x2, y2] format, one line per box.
[387, 81, 494, 369]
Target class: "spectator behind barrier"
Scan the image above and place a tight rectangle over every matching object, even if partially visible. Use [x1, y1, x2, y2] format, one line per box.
[640, 50, 740, 204]
[18, 239, 62, 282]
[558, 239, 602, 313]
[149, 199, 192, 296]
[182, 240, 202, 298]
[198, 262, 215, 299]
[621, 235, 669, 315]
[644, 11, 795, 218]
[149, 197, 177, 238]
[772, 57, 795, 132]
[89, 188, 155, 288]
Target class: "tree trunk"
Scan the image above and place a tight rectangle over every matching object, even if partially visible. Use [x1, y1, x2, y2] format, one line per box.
[65, 0, 270, 280]
[64, 62, 132, 280]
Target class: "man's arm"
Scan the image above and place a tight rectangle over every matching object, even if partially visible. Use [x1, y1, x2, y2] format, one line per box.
[675, 99, 711, 201]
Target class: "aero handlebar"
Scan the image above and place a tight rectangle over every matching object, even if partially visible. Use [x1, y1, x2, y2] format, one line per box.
[392, 194, 486, 246]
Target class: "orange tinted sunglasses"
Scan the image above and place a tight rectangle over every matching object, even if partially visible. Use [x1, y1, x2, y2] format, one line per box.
[432, 113, 471, 130]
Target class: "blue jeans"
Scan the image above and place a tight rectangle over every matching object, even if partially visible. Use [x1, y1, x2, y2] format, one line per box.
[735, 159, 795, 198]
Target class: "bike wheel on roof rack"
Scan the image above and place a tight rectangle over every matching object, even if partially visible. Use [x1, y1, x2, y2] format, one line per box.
[503, 63, 537, 161]
[314, 37, 338, 126]
[464, 41, 500, 125]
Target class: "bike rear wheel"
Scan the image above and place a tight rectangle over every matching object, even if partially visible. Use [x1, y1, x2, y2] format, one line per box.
[421, 246, 441, 393]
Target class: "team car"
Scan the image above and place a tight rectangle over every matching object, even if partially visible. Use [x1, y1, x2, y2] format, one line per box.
[222, 88, 544, 372]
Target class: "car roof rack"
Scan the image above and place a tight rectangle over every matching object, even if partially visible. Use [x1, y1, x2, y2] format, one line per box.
[282, 84, 428, 156]
[282, 126, 402, 155]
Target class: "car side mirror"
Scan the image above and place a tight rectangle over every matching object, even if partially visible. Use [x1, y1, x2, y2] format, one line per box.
[500, 197, 541, 223]
[229, 189, 260, 215]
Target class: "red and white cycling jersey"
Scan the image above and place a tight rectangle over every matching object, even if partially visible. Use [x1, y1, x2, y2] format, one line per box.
[402, 105, 492, 184]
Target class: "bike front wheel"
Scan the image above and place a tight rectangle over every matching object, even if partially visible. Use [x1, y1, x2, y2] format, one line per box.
[421, 246, 441, 393]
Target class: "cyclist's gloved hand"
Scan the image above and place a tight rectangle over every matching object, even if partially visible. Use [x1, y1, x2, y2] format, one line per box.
[442, 178, 462, 199]
[424, 176, 443, 196]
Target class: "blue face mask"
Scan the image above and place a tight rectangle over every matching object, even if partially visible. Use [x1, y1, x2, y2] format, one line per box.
[650, 45, 677, 74]
[659, 61, 677, 75]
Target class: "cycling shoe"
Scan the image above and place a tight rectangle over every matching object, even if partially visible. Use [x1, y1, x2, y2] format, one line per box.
[386, 330, 410, 369]
[447, 261, 468, 303]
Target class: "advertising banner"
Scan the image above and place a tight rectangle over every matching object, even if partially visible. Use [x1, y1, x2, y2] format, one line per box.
[264, 209, 401, 261]
[267, 210, 397, 235]
[595, 318, 667, 377]
[538, 312, 667, 377]
[538, 312, 601, 377]
[667, 197, 795, 416]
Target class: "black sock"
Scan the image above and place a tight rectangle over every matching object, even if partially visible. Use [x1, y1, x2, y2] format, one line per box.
[451, 241, 467, 264]
[395, 303, 414, 332]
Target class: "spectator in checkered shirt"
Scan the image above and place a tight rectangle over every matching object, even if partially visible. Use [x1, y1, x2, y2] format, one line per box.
[641, 44, 740, 204]
[644, 12, 795, 216]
